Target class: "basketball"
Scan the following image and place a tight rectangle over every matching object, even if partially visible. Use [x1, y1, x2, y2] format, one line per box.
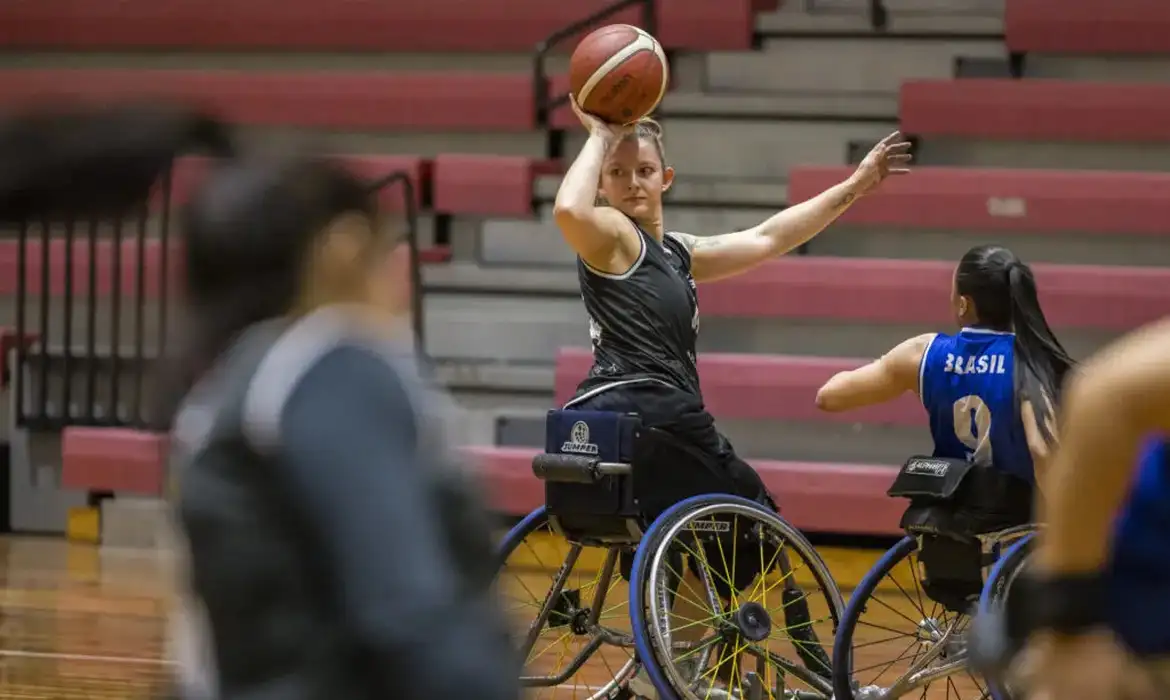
[569, 24, 669, 125]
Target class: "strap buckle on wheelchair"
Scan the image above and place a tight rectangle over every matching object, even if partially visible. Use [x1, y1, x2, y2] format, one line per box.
[531, 454, 631, 483]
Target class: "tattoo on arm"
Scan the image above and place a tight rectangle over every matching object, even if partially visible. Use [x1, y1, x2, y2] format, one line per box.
[670, 232, 723, 255]
[834, 191, 857, 209]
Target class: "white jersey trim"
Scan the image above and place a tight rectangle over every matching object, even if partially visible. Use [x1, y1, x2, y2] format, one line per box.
[581, 226, 647, 281]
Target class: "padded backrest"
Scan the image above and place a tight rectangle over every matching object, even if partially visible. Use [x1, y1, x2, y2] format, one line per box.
[545, 409, 640, 463]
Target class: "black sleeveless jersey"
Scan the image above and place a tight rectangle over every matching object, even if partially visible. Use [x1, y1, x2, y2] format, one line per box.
[573, 224, 702, 401]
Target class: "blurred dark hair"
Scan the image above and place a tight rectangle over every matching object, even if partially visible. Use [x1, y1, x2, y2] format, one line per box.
[954, 244, 1075, 442]
[173, 156, 379, 408]
[0, 103, 233, 223]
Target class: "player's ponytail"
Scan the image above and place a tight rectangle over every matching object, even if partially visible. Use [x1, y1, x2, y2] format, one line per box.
[1005, 260, 1074, 442]
[954, 245, 1074, 443]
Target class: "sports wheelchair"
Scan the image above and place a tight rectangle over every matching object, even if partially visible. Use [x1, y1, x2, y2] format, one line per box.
[495, 409, 846, 700]
[831, 455, 1037, 700]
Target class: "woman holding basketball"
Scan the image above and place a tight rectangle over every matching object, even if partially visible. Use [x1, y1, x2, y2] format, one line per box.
[555, 101, 909, 509]
[554, 96, 909, 698]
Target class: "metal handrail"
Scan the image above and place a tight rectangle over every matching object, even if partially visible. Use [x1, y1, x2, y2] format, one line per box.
[532, 0, 658, 128]
[868, 0, 889, 31]
[366, 169, 425, 355]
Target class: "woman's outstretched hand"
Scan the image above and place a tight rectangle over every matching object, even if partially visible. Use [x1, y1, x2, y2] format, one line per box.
[849, 131, 913, 196]
[570, 97, 634, 144]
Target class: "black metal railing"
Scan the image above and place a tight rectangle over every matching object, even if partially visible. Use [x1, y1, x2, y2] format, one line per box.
[12, 163, 424, 432]
[14, 179, 171, 431]
[868, 0, 889, 31]
[367, 169, 425, 354]
[532, 0, 658, 132]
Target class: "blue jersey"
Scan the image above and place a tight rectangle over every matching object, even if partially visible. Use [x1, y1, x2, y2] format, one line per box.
[919, 328, 1035, 484]
[1108, 437, 1170, 655]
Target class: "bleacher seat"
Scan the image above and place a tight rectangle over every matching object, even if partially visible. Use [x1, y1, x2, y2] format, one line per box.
[169, 154, 432, 209]
[433, 155, 558, 217]
[1006, 0, 1170, 55]
[58, 428, 902, 535]
[554, 348, 922, 426]
[468, 444, 901, 535]
[698, 257, 1170, 332]
[901, 79, 1170, 141]
[790, 166, 1170, 236]
[788, 166, 1170, 266]
[1, 0, 758, 52]
[0, 70, 539, 132]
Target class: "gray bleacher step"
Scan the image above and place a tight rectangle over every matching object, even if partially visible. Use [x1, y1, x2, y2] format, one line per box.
[423, 261, 578, 294]
[706, 37, 1005, 95]
[495, 413, 548, 448]
[662, 90, 895, 121]
[430, 360, 555, 396]
[803, 0, 1003, 13]
[533, 173, 789, 206]
[1023, 54, 1170, 84]
[566, 119, 895, 180]
[954, 55, 1014, 78]
[810, 226, 1170, 268]
[917, 138, 1170, 172]
[757, 6, 1003, 36]
[476, 204, 794, 268]
[423, 292, 586, 364]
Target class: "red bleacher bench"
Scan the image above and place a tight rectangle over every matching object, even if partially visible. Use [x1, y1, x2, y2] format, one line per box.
[61, 428, 900, 536]
[0, 0, 757, 52]
[554, 349, 923, 426]
[1006, 0, 1170, 54]
[468, 445, 901, 535]
[696, 256, 1170, 332]
[61, 428, 169, 496]
[789, 166, 1170, 236]
[0, 70, 538, 132]
[169, 155, 432, 210]
[433, 156, 560, 217]
[901, 79, 1170, 142]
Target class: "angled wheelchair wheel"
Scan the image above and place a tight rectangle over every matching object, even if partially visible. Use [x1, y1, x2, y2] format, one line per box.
[496, 506, 639, 700]
[832, 536, 990, 700]
[977, 532, 1035, 700]
[629, 495, 844, 700]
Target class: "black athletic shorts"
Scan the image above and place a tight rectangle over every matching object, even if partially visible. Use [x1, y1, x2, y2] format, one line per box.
[567, 381, 779, 597]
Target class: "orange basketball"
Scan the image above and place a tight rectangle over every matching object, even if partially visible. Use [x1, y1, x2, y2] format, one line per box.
[569, 24, 669, 125]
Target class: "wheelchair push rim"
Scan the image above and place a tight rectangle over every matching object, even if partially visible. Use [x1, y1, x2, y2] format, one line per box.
[832, 529, 1036, 700]
[496, 506, 639, 700]
[631, 495, 845, 700]
[832, 536, 989, 700]
[976, 532, 1036, 700]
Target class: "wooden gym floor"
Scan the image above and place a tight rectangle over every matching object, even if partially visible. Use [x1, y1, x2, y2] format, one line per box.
[0, 534, 987, 700]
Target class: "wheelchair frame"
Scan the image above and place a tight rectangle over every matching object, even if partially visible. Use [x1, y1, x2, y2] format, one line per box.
[497, 409, 846, 700]
[831, 523, 1036, 700]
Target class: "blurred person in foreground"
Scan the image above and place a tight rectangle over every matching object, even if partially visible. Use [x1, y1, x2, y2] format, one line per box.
[988, 317, 1170, 700]
[0, 104, 518, 700]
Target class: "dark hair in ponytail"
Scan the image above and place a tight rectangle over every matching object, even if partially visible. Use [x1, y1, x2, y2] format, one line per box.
[954, 244, 1075, 442]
